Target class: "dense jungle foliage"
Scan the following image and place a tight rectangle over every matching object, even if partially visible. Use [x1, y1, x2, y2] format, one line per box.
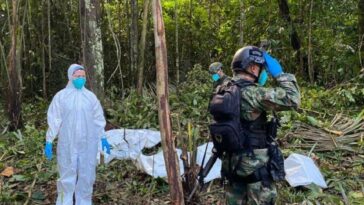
[0, 0, 363, 95]
[1, 0, 364, 204]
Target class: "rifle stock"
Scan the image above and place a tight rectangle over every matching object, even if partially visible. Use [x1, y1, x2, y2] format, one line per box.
[199, 154, 218, 184]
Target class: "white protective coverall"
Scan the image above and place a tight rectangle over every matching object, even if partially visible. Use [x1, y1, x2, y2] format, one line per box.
[46, 64, 106, 205]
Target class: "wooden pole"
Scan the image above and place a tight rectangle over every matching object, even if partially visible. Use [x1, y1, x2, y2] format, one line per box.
[7, 0, 22, 130]
[137, 0, 150, 96]
[152, 0, 185, 204]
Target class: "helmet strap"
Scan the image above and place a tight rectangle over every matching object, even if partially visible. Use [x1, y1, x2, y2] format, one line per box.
[242, 70, 258, 82]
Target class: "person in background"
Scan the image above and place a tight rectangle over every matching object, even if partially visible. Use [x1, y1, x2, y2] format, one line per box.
[209, 62, 231, 89]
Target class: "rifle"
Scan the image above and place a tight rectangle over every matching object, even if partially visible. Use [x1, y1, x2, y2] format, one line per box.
[187, 147, 219, 202]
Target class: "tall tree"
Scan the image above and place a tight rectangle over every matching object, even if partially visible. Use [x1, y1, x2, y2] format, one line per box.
[40, 0, 48, 99]
[277, 0, 306, 75]
[80, 0, 105, 99]
[175, 0, 180, 86]
[130, 0, 138, 86]
[152, 0, 185, 204]
[7, 0, 22, 130]
[40, 0, 45, 98]
[47, 0, 51, 97]
[308, 0, 314, 83]
[137, 0, 150, 96]
[105, 2, 124, 91]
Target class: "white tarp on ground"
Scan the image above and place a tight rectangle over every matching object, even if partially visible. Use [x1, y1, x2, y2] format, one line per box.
[103, 129, 161, 163]
[102, 129, 221, 183]
[195, 142, 222, 183]
[102, 129, 327, 187]
[284, 153, 327, 188]
[135, 148, 185, 178]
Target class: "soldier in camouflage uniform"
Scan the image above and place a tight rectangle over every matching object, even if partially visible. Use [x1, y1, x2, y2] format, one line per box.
[209, 62, 231, 89]
[222, 46, 300, 205]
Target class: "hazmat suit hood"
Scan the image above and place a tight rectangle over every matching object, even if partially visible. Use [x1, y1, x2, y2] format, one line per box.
[67, 64, 85, 80]
[67, 64, 85, 88]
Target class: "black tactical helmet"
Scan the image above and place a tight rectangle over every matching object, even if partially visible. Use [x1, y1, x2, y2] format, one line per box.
[231, 46, 265, 72]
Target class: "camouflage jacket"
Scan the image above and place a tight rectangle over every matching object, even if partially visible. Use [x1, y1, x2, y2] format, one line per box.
[232, 73, 300, 121]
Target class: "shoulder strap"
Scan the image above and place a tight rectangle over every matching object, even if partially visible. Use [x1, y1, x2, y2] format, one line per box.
[231, 79, 255, 88]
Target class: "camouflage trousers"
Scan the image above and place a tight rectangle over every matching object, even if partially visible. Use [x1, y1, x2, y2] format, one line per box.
[222, 148, 277, 205]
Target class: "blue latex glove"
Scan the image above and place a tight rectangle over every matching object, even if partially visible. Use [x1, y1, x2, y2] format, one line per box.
[101, 137, 111, 154]
[44, 142, 53, 160]
[263, 52, 283, 77]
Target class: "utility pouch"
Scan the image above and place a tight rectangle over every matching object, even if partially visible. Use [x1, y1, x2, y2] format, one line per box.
[267, 114, 280, 141]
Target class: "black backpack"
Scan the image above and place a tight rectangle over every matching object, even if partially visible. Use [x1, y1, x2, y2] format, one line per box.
[208, 80, 253, 156]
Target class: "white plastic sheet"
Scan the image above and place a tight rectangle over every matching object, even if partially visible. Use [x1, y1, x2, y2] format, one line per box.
[136, 143, 222, 183]
[284, 153, 327, 188]
[136, 149, 185, 178]
[103, 129, 161, 163]
[103, 129, 328, 187]
[195, 142, 221, 183]
[102, 129, 221, 183]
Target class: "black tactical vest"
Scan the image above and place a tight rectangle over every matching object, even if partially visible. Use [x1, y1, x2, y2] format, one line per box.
[241, 111, 269, 149]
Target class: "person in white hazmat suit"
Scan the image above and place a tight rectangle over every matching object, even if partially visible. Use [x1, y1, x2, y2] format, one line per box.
[44, 64, 111, 205]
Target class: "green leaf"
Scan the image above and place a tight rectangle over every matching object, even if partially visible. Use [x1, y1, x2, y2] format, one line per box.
[307, 116, 320, 127]
[10, 175, 26, 182]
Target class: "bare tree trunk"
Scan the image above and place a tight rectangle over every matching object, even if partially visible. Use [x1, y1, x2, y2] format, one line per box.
[47, 0, 51, 89]
[130, 0, 138, 87]
[308, 0, 314, 83]
[7, 0, 22, 131]
[41, 0, 47, 99]
[298, 0, 305, 77]
[137, 0, 150, 96]
[277, 0, 305, 75]
[1, 2, 12, 95]
[105, 4, 124, 92]
[152, 0, 185, 204]
[80, 0, 105, 99]
[126, 0, 132, 87]
[0, 40, 9, 86]
[175, 0, 180, 86]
